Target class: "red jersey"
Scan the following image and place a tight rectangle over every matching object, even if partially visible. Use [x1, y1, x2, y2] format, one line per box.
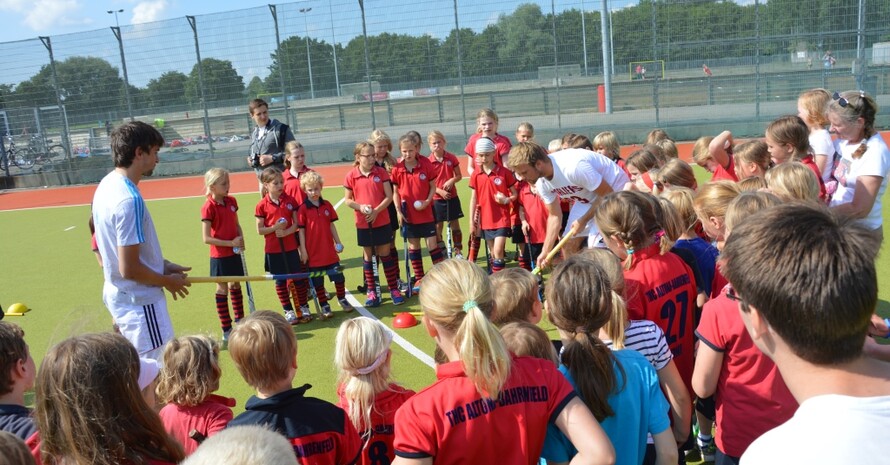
[428, 151, 461, 200]
[158, 394, 236, 456]
[394, 356, 576, 465]
[469, 164, 516, 230]
[337, 384, 415, 465]
[391, 157, 436, 225]
[255, 192, 299, 253]
[624, 244, 697, 392]
[696, 288, 797, 456]
[710, 157, 739, 182]
[201, 195, 240, 258]
[283, 166, 313, 205]
[344, 165, 392, 229]
[711, 264, 729, 300]
[799, 155, 829, 202]
[297, 198, 340, 268]
[517, 181, 548, 244]
[465, 133, 512, 171]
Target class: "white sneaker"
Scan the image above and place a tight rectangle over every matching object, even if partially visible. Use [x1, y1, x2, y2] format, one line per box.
[284, 310, 298, 325]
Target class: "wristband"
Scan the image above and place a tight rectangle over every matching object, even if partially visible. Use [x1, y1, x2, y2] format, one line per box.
[885, 318, 890, 338]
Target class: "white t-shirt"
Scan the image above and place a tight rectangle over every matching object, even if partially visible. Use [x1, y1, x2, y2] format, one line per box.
[830, 133, 890, 230]
[536, 148, 629, 238]
[808, 128, 836, 182]
[92, 171, 166, 305]
[741, 394, 890, 464]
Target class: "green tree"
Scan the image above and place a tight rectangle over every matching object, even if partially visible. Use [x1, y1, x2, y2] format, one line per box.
[245, 76, 267, 100]
[145, 71, 188, 108]
[12, 56, 124, 118]
[495, 4, 552, 72]
[184, 58, 244, 104]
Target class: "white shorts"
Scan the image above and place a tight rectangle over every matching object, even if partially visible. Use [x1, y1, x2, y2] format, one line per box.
[103, 295, 173, 359]
[564, 202, 600, 246]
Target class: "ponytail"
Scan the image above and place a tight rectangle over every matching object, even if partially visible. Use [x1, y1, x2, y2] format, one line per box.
[457, 301, 511, 399]
[561, 331, 622, 421]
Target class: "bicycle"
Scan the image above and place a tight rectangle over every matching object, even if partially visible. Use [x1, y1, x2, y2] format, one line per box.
[3, 135, 36, 169]
[27, 135, 65, 166]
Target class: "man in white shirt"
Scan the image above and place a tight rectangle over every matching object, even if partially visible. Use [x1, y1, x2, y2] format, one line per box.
[722, 204, 890, 465]
[92, 121, 191, 361]
[506, 141, 628, 268]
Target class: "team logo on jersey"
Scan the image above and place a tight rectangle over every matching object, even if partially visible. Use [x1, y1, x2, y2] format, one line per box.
[493, 177, 503, 186]
[373, 176, 381, 183]
[419, 173, 427, 180]
[446, 161, 453, 167]
[324, 209, 331, 217]
[230, 206, 236, 212]
[287, 204, 294, 211]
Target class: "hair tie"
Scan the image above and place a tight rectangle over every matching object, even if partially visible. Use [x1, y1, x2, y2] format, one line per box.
[574, 327, 588, 335]
[462, 300, 477, 312]
[625, 246, 635, 255]
[352, 330, 394, 376]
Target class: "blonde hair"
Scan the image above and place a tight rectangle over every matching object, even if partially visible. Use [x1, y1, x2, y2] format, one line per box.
[826, 90, 878, 159]
[655, 158, 697, 190]
[299, 170, 323, 190]
[655, 138, 678, 160]
[692, 136, 714, 166]
[646, 128, 673, 145]
[369, 130, 397, 171]
[353, 141, 374, 167]
[547, 139, 562, 152]
[798, 88, 831, 128]
[499, 322, 557, 365]
[427, 130, 446, 144]
[593, 131, 621, 161]
[595, 191, 669, 269]
[724, 191, 783, 233]
[626, 146, 661, 174]
[660, 187, 699, 233]
[506, 141, 549, 170]
[419, 259, 511, 399]
[334, 317, 399, 434]
[693, 181, 741, 221]
[765, 161, 821, 203]
[181, 425, 298, 465]
[476, 108, 499, 133]
[489, 268, 539, 325]
[732, 140, 771, 178]
[283, 141, 305, 169]
[516, 122, 534, 136]
[0, 431, 35, 465]
[204, 168, 229, 196]
[156, 335, 221, 407]
[228, 311, 296, 392]
[578, 248, 628, 349]
[737, 175, 768, 192]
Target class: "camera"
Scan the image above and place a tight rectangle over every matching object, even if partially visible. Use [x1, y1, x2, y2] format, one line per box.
[249, 153, 261, 168]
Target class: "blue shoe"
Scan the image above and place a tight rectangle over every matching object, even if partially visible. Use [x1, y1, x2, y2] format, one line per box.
[411, 277, 422, 295]
[391, 289, 405, 306]
[365, 292, 381, 308]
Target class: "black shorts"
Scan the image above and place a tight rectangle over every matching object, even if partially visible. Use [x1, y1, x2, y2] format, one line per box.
[402, 222, 437, 239]
[210, 254, 245, 276]
[358, 225, 393, 247]
[308, 263, 345, 286]
[433, 197, 464, 222]
[264, 250, 300, 275]
[511, 224, 525, 243]
[387, 203, 399, 234]
[482, 227, 511, 241]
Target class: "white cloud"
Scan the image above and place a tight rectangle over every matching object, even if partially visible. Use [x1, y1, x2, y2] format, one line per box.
[132, 0, 168, 24]
[0, 0, 84, 33]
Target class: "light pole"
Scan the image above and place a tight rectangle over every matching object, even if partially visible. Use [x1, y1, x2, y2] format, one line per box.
[299, 7, 315, 99]
[580, 0, 588, 76]
[328, 2, 340, 97]
[107, 8, 123, 28]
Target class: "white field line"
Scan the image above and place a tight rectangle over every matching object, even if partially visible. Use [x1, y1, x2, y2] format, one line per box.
[345, 292, 435, 370]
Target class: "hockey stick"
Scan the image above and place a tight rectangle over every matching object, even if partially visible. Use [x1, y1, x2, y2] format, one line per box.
[188, 266, 344, 284]
[234, 247, 256, 314]
[531, 223, 580, 275]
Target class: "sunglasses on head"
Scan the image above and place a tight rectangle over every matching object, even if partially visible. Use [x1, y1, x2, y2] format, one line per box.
[832, 90, 866, 108]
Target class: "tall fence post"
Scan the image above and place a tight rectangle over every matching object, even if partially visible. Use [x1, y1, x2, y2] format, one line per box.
[110, 26, 135, 122]
[452, 0, 468, 140]
[269, 4, 292, 128]
[754, 0, 761, 119]
[38, 36, 72, 168]
[358, 0, 376, 129]
[551, 0, 562, 129]
[600, 0, 613, 114]
[187, 15, 215, 157]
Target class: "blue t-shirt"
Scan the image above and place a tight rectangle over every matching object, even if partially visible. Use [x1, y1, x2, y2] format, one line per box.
[674, 237, 719, 296]
[541, 349, 671, 465]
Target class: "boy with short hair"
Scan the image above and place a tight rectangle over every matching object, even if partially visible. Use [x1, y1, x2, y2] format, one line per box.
[722, 204, 890, 464]
[489, 267, 542, 326]
[227, 311, 361, 464]
[0, 321, 37, 443]
[297, 171, 351, 318]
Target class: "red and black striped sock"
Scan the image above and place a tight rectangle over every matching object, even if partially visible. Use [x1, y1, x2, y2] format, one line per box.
[230, 287, 244, 320]
[468, 234, 480, 262]
[381, 254, 400, 290]
[409, 249, 425, 279]
[518, 246, 531, 271]
[491, 258, 506, 274]
[388, 243, 399, 266]
[429, 247, 445, 265]
[314, 282, 329, 304]
[451, 229, 463, 253]
[335, 281, 346, 299]
[275, 280, 294, 311]
[291, 277, 309, 307]
[215, 293, 232, 330]
[363, 260, 376, 293]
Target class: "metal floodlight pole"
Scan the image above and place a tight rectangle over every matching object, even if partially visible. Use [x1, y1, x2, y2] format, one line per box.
[580, 0, 588, 76]
[358, 0, 375, 128]
[601, 0, 612, 114]
[551, 0, 561, 129]
[269, 5, 292, 128]
[109, 27, 135, 122]
[299, 7, 315, 99]
[38, 37, 72, 167]
[453, 0, 467, 140]
[329, 1, 341, 97]
[187, 16, 215, 156]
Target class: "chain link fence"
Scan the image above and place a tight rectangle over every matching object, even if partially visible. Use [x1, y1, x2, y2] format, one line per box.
[1, 0, 887, 187]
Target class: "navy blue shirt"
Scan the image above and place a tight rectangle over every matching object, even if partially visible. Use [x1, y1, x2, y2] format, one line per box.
[0, 404, 37, 441]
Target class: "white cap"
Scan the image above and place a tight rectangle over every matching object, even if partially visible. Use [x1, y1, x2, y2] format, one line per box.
[475, 137, 496, 154]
